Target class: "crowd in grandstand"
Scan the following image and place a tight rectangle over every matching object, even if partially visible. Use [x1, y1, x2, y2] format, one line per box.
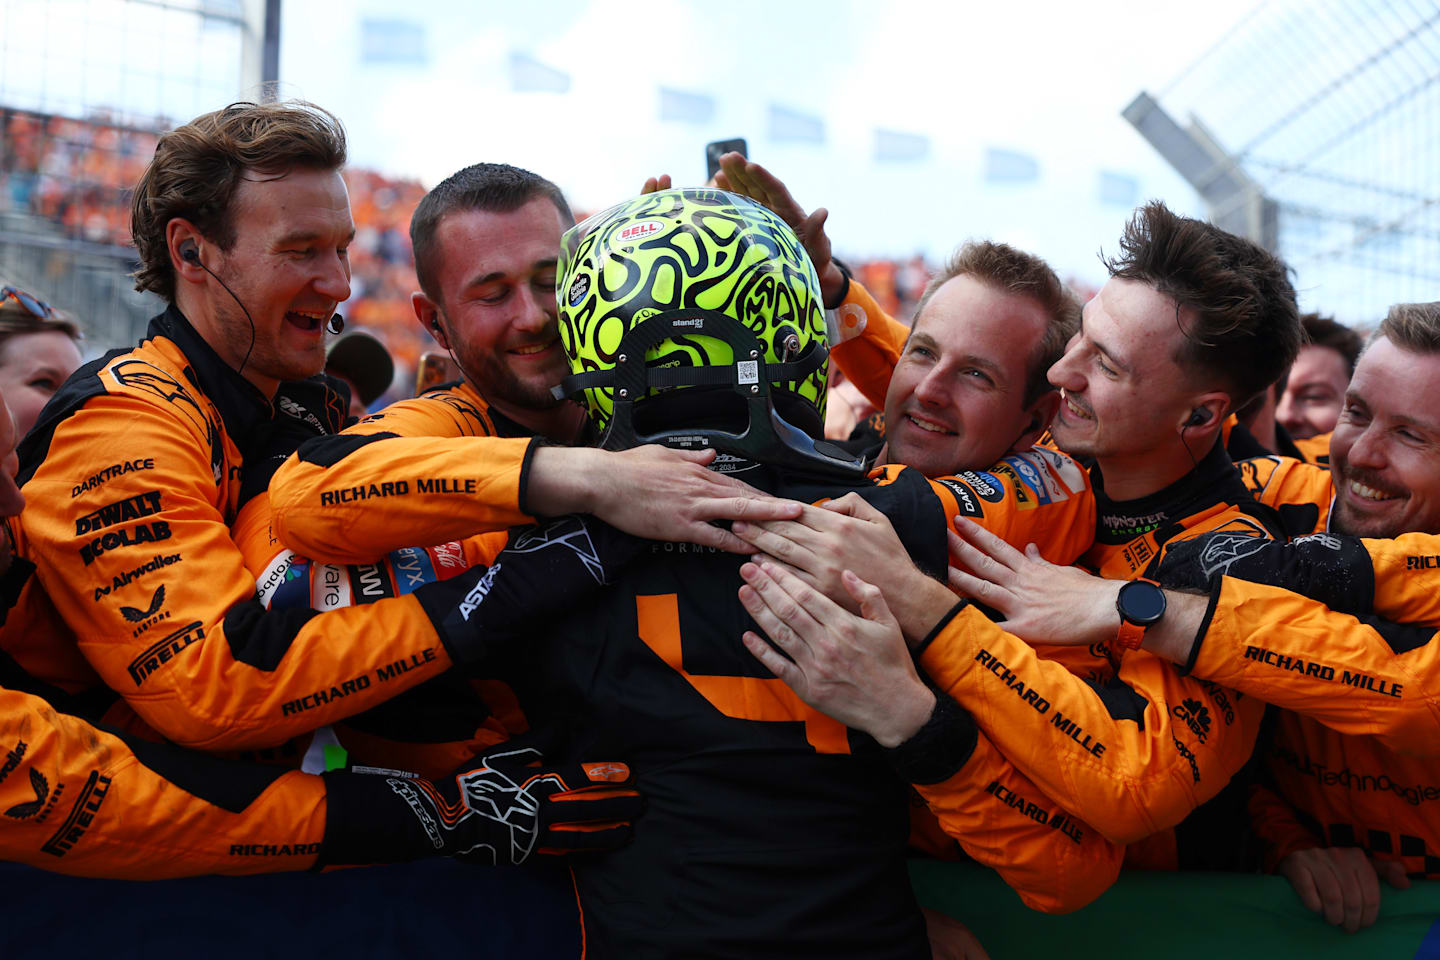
[0, 97, 1436, 959]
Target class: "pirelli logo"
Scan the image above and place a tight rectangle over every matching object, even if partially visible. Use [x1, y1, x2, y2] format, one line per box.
[41, 771, 111, 858]
[127, 621, 204, 686]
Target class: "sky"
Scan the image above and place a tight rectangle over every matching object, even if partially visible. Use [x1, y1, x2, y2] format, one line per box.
[0, 0, 1266, 290]
[275, 0, 1266, 288]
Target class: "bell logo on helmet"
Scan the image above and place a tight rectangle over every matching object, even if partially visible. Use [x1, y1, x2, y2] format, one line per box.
[556, 188, 829, 440]
[615, 220, 664, 244]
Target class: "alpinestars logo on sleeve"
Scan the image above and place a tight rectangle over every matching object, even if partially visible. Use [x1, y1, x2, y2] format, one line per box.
[385, 747, 557, 865]
[507, 517, 607, 584]
[1198, 533, 1271, 579]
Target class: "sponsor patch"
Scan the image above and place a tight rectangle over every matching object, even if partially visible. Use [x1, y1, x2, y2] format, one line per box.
[567, 273, 590, 307]
[937, 477, 985, 518]
[0, 740, 27, 785]
[5, 768, 49, 819]
[957, 470, 1004, 504]
[458, 563, 502, 621]
[79, 520, 172, 566]
[1002, 455, 1052, 505]
[350, 562, 396, 602]
[127, 621, 205, 686]
[41, 771, 111, 857]
[75, 490, 163, 536]
[71, 459, 154, 498]
[106, 552, 181, 596]
[120, 585, 165, 622]
[390, 546, 438, 595]
[1171, 698, 1213, 744]
[830, 302, 868, 344]
[990, 462, 1034, 511]
[614, 219, 664, 245]
[427, 543, 468, 579]
[255, 551, 307, 609]
[312, 563, 352, 610]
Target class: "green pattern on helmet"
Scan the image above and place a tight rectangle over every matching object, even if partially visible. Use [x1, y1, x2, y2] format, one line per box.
[557, 188, 827, 432]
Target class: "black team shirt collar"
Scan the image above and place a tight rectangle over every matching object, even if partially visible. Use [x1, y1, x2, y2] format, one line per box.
[1090, 440, 1251, 546]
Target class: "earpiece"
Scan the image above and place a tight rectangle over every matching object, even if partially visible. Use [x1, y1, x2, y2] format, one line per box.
[1185, 407, 1212, 427]
[180, 241, 199, 264]
[431, 319, 442, 333]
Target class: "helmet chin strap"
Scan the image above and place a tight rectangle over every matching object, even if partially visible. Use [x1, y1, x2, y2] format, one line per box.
[553, 309, 863, 480]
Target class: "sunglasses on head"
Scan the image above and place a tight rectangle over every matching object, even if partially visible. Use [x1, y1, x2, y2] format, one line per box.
[0, 286, 53, 319]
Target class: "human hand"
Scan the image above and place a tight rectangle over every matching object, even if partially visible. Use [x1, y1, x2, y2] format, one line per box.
[947, 516, 1120, 648]
[1278, 845, 1390, 933]
[527, 445, 803, 553]
[923, 907, 992, 960]
[639, 174, 672, 195]
[739, 560, 935, 747]
[732, 492, 954, 639]
[713, 153, 845, 304]
[323, 745, 642, 866]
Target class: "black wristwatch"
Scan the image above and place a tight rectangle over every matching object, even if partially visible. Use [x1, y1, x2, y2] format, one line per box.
[1115, 578, 1166, 651]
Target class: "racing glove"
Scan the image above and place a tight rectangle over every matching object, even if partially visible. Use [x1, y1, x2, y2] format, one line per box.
[1156, 530, 1375, 616]
[320, 745, 643, 866]
[237, 375, 351, 511]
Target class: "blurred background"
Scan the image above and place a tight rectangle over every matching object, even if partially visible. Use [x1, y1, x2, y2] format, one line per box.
[2, 0, 1436, 395]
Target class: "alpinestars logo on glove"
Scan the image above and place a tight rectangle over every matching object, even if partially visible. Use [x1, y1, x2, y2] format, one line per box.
[386, 747, 555, 864]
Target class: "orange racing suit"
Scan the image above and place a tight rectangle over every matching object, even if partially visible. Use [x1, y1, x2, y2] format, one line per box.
[1157, 462, 1440, 875]
[272, 372, 1117, 911]
[5, 308, 561, 752]
[269, 380, 535, 564]
[829, 278, 1277, 867]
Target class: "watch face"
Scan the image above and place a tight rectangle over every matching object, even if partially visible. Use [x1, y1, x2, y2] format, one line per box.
[1119, 580, 1166, 625]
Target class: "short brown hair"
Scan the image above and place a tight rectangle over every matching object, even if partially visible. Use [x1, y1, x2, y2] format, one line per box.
[410, 163, 573, 301]
[1104, 201, 1300, 410]
[1378, 301, 1440, 354]
[912, 241, 1080, 406]
[130, 100, 347, 301]
[1301, 312, 1363, 373]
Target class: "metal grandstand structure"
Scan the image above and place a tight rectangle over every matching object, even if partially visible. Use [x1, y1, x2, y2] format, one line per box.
[0, 0, 268, 350]
[1126, 0, 1440, 328]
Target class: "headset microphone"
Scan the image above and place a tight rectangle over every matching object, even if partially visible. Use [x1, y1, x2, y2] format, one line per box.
[327, 314, 345, 335]
[179, 241, 256, 376]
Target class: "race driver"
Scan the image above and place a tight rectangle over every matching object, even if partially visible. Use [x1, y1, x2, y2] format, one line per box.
[512, 187, 1124, 955]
